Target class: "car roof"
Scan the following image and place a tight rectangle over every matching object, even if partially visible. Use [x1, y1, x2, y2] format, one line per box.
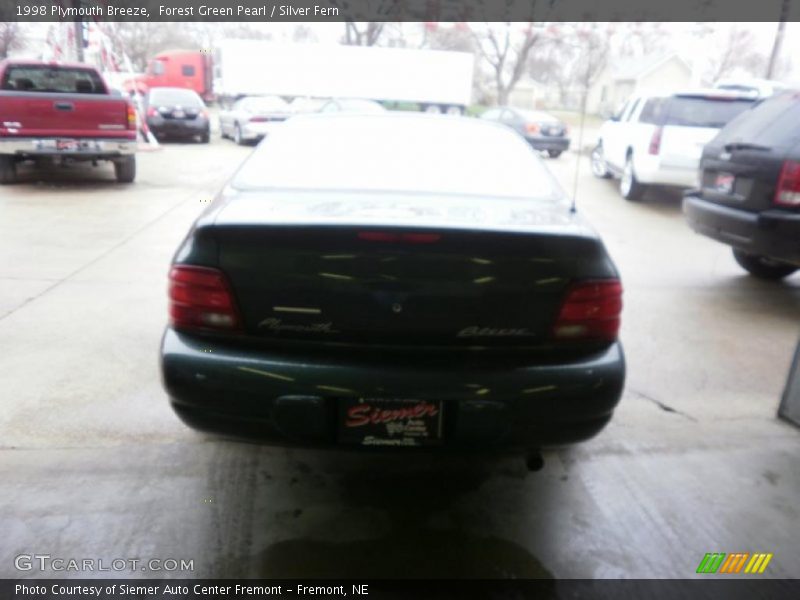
[638, 88, 757, 101]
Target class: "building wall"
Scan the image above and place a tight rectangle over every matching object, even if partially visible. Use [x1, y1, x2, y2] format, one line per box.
[586, 57, 693, 116]
[508, 83, 546, 110]
[637, 58, 693, 97]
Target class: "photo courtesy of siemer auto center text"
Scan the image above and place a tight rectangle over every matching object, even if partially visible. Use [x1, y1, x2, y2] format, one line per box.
[0, 0, 798, 598]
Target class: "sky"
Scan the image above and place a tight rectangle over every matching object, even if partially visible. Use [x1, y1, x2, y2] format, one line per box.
[10, 21, 800, 83]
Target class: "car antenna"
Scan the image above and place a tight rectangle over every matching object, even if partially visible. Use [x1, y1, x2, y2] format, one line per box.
[569, 88, 589, 214]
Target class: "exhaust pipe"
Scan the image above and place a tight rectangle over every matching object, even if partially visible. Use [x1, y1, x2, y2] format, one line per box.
[525, 452, 545, 472]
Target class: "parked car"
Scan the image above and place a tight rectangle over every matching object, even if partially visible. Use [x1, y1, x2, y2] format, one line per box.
[0, 59, 137, 184]
[160, 113, 625, 461]
[480, 107, 570, 158]
[318, 98, 387, 114]
[219, 95, 292, 145]
[683, 90, 800, 280]
[290, 97, 327, 115]
[144, 87, 210, 143]
[592, 90, 757, 200]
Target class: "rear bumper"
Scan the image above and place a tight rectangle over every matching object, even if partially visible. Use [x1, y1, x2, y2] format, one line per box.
[147, 118, 209, 137]
[525, 136, 570, 152]
[634, 154, 699, 188]
[160, 328, 625, 452]
[241, 122, 284, 140]
[683, 194, 800, 264]
[0, 137, 136, 157]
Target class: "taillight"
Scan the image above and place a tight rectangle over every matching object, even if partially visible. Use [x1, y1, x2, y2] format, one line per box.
[126, 104, 137, 129]
[357, 231, 441, 243]
[146, 106, 158, 118]
[774, 160, 800, 207]
[648, 127, 663, 155]
[168, 266, 242, 333]
[552, 280, 623, 343]
[526, 123, 540, 135]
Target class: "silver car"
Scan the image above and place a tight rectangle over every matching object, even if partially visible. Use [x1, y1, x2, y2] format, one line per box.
[219, 96, 292, 145]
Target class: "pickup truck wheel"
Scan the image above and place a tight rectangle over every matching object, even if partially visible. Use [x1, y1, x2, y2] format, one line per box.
[732, 249, 798, 280]
[234, 124, 244, 145]
[620, 155, 646, 201]
[0, 155, 16, 184]
[114, 156, 136, 183]
[591, 144, 612, 178]
[547, 150, 562, 158]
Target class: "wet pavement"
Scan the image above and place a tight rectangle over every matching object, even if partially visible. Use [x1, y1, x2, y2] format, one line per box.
[1, 130, 798, 579]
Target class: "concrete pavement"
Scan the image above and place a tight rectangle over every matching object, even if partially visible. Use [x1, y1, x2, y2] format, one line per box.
[1, 134, 798, 579]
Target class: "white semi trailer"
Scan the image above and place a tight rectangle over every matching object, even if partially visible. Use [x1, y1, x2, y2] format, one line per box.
[213, 40, 474, 113]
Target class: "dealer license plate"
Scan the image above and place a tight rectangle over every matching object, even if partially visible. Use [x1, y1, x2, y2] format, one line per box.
[713, 172, 735, 194]
[339, 398, 443, 447]
[33, 139, 104, 152]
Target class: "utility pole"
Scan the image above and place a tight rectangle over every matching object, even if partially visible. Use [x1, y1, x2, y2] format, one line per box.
[74, 21, 84, 62]
[765, 0, 789, 79]
[72, 0, 84, 62]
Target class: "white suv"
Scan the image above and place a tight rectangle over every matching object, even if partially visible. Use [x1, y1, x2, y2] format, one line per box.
[591, 90, 757, 200]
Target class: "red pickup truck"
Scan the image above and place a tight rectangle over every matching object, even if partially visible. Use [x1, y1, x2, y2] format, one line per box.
[0, 59, 138, 184]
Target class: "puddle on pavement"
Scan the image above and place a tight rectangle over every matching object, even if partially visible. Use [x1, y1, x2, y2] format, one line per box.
[217, 454, 556, 579]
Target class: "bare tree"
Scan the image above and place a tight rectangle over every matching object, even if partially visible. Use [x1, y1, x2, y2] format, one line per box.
[292, 25, 317, 44]
[342, 22, 385, 46]
[425, 23, 474, 53]
[615, 22, 669, 58]
[571, 26, 613, 97]
[471, 23, 544, 105]
[704, 27, 766, 84]
[0, 22, 27, 59]
[109, 23, 199, 71]
[110, 22, 273, 71]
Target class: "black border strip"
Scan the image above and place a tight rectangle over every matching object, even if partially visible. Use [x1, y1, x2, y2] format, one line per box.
[2, 0, 800, 22]
[4, 579, 800, 600]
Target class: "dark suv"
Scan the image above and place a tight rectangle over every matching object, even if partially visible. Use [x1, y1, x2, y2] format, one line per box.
[683, 91, 800, 280]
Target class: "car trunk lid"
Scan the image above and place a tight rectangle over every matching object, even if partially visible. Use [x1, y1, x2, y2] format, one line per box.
[699, 144, 786, 212]
[202, 191, 615, 348]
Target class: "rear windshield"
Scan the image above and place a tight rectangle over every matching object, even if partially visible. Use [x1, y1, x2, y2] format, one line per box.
[1, 66, 106, 94]
[661, 96, 755, 128]
[712, 91, 800, 149]
[148, 88, 203, 106]
[233, 115, 561, 200]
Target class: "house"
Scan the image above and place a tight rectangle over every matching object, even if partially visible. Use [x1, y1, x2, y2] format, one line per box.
[585, 53, 694, 115]
[507, 77, 550, 110]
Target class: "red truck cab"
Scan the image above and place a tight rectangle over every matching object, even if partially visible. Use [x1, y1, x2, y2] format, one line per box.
[134, 50, 213, 102]
[0, 59, 138, 184]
